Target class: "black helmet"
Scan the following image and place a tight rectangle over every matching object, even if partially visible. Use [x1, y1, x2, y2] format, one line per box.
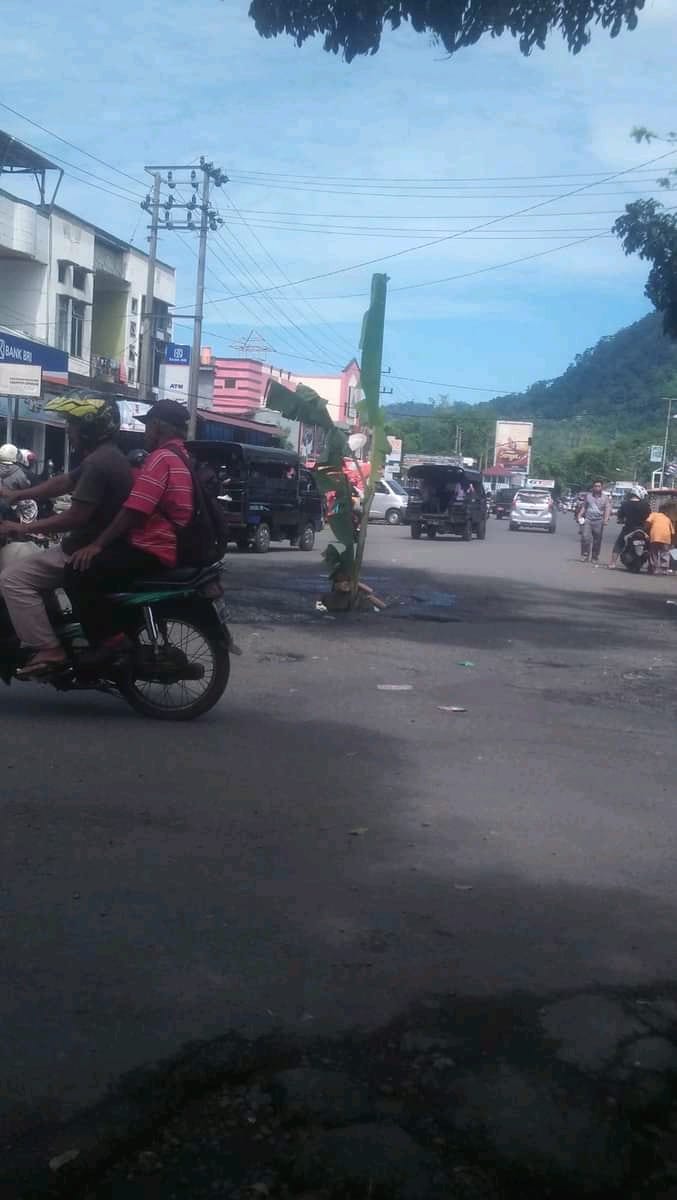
[45, 392, 120, 447]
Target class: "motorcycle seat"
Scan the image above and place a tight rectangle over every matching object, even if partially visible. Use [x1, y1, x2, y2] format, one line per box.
[124, 563, 223, 591]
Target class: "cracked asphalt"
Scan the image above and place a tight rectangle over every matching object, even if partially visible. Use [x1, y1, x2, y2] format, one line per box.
[2, 515, 676, 1147]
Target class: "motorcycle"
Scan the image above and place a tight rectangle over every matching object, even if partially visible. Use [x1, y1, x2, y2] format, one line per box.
[0, 560, 232, 720]
[619, 527, 650, 574]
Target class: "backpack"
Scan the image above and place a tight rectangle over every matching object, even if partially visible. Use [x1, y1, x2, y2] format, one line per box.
[166, 447, 229, 567]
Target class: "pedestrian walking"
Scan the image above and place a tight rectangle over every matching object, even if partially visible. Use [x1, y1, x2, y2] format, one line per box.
[576, 480, 611, 564]
[646, 507, 675, 576]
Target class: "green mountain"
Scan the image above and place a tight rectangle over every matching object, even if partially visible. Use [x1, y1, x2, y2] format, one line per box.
[384, 313, 677, 486]
[492, 313, 677, 431]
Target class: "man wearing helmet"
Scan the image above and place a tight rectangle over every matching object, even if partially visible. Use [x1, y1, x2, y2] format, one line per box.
[0, 444, 31, 495]
[0, 393, 132, 677]
[608, 484, 651, 569]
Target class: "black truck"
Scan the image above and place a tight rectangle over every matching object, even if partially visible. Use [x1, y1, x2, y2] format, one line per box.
[189, 441, 324, 553]
[405, 464, 488, 541]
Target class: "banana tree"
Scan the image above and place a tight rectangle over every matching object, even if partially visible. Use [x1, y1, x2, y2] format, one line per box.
[266, 273, 389, 605]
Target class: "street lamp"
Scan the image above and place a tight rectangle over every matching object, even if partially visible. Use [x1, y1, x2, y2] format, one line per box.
[660, 398, 677, 488]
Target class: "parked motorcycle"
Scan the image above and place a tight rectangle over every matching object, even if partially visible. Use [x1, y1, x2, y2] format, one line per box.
[619, 527, 650, 574]
[0, 561, 231, 720]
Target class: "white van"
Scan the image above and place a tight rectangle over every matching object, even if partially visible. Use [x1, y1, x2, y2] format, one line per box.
[370, 478, 409, 524]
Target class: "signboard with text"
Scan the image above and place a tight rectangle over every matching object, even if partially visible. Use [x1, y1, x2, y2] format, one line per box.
[0, 330, 67, 386]
[526, 477, 555, 490]
[158, 362, 190, 405]
[650, 444, 663, 463]
[165, 343, 191, 365]
[0, 362, 42, 398]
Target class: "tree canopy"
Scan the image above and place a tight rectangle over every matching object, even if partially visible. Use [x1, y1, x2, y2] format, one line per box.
[249, 0, 644, 61]
[614, 200, 677, 340]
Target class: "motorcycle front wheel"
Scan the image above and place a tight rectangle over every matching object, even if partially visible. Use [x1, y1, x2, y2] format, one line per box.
[120, 606, 230, 721]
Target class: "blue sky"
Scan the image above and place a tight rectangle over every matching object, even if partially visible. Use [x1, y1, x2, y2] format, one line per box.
[1, 0, 676, 406]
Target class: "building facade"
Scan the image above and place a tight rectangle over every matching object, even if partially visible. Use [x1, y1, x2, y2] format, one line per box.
[200, 350, 362, 427]
[0, 133, 175, 467]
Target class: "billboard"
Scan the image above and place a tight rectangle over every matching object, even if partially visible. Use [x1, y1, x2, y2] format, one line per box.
[494, 420, 533, 471]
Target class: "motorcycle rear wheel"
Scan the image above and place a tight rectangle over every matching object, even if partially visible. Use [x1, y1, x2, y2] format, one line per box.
[120, 607, 230, 721]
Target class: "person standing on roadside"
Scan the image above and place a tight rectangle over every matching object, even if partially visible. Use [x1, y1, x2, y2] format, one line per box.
[577, 480, 611, 565]
[646, 506, 675, 576]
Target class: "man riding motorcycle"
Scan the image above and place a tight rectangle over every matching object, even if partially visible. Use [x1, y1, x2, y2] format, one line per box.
[608, 484, 651, 570]
[65, 398, 194, 665]
[0, 393, 132, 678]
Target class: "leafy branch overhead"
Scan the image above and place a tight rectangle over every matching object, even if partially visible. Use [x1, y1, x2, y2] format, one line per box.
[614, 201, 677, 339]
[613, 128, 677, 340]
[248, 0, 645, 61]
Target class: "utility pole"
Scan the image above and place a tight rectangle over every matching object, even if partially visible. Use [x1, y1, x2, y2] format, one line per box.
[141, 159, 227, 432]
[660, 396, 677, 487]
[140, 172, 161, 403]
[188, 169, 209, 440]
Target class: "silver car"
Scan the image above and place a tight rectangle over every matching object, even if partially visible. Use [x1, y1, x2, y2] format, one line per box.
[370, 478, 409, 524]
[509, 489, 557, 533]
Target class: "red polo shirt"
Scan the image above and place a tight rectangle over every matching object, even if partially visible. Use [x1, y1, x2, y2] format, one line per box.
[124, 439, 193, 566]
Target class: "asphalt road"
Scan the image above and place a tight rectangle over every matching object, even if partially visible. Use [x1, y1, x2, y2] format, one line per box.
[3, 514, 677, 1140]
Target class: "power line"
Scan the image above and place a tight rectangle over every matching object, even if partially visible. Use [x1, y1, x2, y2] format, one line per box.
[209, 231, 342, 364]
[388, 374, 511, 393]
[213, 216, 354, 365]
[176, 146, 677, 312]
[227, 181, 666, 199]
[168, 322, 520, 396]
[390, 233, 607, 294]
[0, 98, 146, 187]
[222, 221, 614, 242]
[220, 193, 357, 361]
[220, 205, 677, 221]
[227, 165, 667, 184]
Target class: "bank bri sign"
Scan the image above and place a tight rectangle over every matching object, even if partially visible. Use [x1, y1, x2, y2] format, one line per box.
[0, 330, 68, 386]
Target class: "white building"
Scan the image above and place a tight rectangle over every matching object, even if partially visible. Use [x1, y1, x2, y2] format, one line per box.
[0, 132, 175, 467]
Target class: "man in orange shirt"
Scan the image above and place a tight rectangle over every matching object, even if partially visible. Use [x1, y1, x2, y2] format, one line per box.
[646, 507, 675, 576]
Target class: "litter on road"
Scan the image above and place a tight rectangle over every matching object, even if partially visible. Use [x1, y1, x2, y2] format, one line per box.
[377, 684, 413, 691]
[438, 705, 467, 713]
[457, 661, 476, 668]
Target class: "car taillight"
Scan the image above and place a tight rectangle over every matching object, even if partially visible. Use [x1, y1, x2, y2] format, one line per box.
[548, 498, 553, 510]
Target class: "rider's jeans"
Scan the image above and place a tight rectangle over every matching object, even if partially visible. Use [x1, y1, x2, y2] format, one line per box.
[0, 545, 70, 650]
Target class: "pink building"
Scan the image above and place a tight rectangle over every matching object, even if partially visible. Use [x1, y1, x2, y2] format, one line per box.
[202, 351, 361, 426]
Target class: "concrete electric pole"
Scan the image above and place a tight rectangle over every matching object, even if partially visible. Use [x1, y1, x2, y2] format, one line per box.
[141, 159, 227, 434]
[139, 172, 161, 404]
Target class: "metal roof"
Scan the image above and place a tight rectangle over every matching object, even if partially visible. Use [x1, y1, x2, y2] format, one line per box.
[0, 130, 59, 173]
[188, 439, 297, 466]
